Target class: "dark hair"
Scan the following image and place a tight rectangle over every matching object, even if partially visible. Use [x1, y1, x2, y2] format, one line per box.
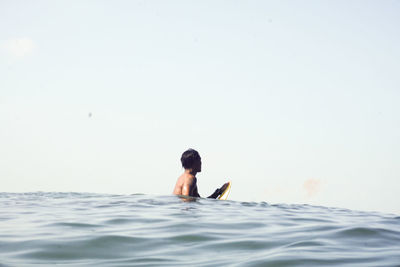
[181, 149, 201, 169]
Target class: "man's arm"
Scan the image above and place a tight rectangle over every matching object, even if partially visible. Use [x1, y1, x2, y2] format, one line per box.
[207, 189, 221, 199]
[207, 182, 229, 199]
[182, 177, 199, 197]
[192, 185, 201, 198]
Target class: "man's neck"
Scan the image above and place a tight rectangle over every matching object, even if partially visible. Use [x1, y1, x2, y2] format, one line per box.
[184, 169, 197, 177]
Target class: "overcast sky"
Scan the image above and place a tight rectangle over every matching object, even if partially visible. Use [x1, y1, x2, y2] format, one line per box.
[1, 0, 399, 214]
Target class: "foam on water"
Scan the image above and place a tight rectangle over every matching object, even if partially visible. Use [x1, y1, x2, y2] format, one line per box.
[0, 192, 399, 266]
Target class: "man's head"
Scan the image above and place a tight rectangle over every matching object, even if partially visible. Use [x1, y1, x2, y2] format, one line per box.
[181, 149, 202, 173]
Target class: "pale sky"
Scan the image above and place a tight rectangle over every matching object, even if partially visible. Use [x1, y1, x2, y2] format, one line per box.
[1, 1, 399, 214]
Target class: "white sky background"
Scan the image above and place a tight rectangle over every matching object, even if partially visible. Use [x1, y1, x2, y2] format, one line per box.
[1, 1, 399, 214]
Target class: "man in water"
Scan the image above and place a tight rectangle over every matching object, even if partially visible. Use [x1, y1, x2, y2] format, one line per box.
[173, 149, 229, 199]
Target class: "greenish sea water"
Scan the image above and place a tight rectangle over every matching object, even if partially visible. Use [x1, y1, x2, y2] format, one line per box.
[0, 192, 399, 266]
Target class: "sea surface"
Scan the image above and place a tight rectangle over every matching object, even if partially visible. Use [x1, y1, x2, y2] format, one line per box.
[0, 192, 399, 266]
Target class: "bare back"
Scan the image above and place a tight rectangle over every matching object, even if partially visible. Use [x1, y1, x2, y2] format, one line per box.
[173, 173, 199, 197]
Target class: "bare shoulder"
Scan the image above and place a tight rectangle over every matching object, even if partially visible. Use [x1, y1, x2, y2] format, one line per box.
[184, 175, 196, 186]
[173, 175, 184, 195]
[181, 175, 197, 196]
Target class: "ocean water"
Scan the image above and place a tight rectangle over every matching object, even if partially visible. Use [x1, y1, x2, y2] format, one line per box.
[0, 193, 399, 266]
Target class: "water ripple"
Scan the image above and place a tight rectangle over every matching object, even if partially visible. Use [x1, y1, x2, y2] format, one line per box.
[0, 192, 399, 266]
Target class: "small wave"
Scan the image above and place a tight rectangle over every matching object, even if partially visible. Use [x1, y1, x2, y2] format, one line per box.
[50, 222, 104, 228]
[285, 240, 325, 248]
[0, 193, 399, 266]
[335, 226, 397, 238]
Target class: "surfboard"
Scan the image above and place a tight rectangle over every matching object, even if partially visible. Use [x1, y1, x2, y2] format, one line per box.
[218, 181, 231, 200]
